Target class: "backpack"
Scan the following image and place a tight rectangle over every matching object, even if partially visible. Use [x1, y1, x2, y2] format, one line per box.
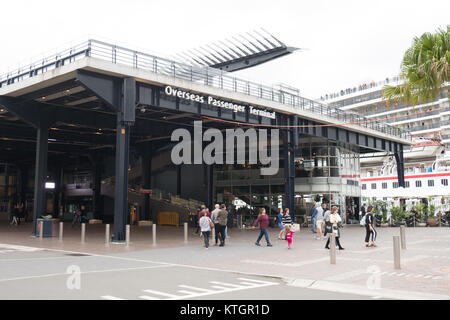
[360, 214, 367, 226]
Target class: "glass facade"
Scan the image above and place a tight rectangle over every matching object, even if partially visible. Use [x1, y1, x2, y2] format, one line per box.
[0, 163, 19, 214]
[213, 135, 361, 223]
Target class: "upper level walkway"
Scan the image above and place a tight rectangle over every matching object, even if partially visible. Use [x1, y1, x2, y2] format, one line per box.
[0, 39, 412, 146]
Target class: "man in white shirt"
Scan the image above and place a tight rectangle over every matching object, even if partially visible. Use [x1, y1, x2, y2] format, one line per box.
[210, 204, 221, 246]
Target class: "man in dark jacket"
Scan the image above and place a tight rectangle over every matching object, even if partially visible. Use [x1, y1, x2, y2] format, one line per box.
[252, 208, 272, 247]
[216, 204, 228, 247]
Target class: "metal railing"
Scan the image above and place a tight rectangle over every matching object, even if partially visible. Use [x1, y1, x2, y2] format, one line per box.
[0, 39, 411, 141]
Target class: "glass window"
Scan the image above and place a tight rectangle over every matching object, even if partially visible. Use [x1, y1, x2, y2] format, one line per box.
[415, 181, 422, 188]
[371, 183, 376, 189]
[428, 180, 434, 187]
[442, 179, 448, 186]
[362, 184, 366, 190]
[382, 182, 387, 189]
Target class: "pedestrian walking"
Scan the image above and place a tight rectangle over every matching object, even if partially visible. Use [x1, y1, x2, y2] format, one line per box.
[311, 202, 320, 234]
[313, 203, 326, 240]
[194, 206, 202, 235]
[325, 206, 345, 250]
[252, 208, 272, 247]
[282, 208, 292, 231]
[216, 204, 228, 247]
[276, 208, 284, 239]
[364, 205, 377, 247]
[211, 204, 221, 246]
[72, 206, 81, 228]
[199, 211, 214, 249]
[284, 224, 296, 249]
[10, 204, 19, 226]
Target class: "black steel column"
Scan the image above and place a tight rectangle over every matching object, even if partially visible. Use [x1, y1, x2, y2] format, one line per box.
[284, 116, 295, 221]
[142, 146, 152, 220]
[113, 121, 130, 242]
[32, 126, 49, 236]
[206, 164, 213, 210]
[93, 162, 103, 220]
[394, 144, 405, 188]
[112, 77, 135, 242]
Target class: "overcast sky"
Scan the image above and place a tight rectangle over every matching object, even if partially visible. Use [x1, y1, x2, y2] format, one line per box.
[0, 0, 448, 98]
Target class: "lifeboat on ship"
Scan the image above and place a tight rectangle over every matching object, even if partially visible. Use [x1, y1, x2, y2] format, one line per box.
[404, 139, 444, 159]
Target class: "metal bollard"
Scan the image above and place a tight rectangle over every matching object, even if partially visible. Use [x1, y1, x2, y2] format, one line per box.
[330, 234, 336, 264]
[105, 224, 110, 246]
[184, 222, 188, 244]
[152, 223, 156, 246]
[126, 225, 130, 247]
[81, 223, 86, 244]
[59, 222, 63, 241]
[393, 236, 401, 269]
[39, 221, 43, 240]
[400, 225, 406, 250]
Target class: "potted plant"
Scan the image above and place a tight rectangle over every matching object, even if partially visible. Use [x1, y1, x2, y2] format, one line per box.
[427, 204, 438, 227]
[416, 203, 427, 227]
[391, 206, 405, 226]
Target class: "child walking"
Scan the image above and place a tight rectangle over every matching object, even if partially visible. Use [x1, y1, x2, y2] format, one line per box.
[284, 224, 295, 249]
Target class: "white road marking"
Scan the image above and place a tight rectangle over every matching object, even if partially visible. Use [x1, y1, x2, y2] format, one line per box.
[178, 285, 214, 293]
[142, 289, 179, 299]
[0, 244, 44, 252]
[209, 281, 244, 288]
[139, 295, 160, 300]
[211, 285, 233, 290]
[101, 295, 125, 300]
[178, 290, 199, 295]
[0, 264, 174, 283]
[102, 278, 279, 300]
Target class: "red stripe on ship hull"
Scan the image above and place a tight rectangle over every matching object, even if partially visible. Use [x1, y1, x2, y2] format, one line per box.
[361, 172, 450, 182]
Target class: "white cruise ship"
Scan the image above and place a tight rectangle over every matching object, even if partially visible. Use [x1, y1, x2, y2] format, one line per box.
[321, 78, 450, 209]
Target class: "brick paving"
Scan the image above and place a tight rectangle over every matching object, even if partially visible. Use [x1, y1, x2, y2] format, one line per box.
[1, 221, 449, 297]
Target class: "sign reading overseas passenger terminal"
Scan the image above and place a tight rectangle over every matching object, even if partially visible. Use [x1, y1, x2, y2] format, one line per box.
[164, 86, 276, 119]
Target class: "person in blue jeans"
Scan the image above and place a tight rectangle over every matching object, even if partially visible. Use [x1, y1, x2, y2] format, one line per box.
[252, 208, 272, 247]
[311, 204, 318, 234]
[276, 208, 284, 240]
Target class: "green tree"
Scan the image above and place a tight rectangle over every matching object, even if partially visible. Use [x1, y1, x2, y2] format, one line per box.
[384, 26, 449, 106]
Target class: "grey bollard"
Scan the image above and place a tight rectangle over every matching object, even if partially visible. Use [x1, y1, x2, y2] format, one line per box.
[184, 222, 188, 243]
[81, 223, 86, 244]
[105, 224, 110, 246]
[330, 234, 336, 264]
[59, 222, 63, 241]
[393, 236, 401, 269]
[126, 225, 130, 247]
[152, 223, 156, 246]
[39, 221, 43, 240]
[400, 225, 406, 250]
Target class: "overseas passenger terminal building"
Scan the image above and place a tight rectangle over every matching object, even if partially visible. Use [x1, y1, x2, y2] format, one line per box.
[0, 37, 412, 241]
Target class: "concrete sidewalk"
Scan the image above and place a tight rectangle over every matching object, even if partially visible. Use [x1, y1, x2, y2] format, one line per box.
[1, 222, 449, 298]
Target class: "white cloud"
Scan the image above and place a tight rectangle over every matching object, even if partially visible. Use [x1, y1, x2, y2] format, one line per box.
[0, 0, 448, 98]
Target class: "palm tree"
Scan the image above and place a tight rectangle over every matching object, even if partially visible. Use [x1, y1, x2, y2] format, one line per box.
[384, 26, 449, 106]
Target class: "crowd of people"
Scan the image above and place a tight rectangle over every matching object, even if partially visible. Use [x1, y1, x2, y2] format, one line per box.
[193, 201, 379, 251]
[320, 77, 397, 101]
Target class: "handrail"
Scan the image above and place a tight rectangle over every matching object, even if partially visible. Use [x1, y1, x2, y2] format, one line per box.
[0, 39, 411, 141]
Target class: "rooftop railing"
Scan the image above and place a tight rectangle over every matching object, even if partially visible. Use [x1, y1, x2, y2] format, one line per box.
[0, 39, 411, 141]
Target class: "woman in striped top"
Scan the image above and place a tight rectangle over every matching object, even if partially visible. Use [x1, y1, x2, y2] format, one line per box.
[282, 208, 293, 228]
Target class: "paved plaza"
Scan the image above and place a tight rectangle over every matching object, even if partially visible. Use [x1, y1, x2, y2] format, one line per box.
[0, 222, 449, 300]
